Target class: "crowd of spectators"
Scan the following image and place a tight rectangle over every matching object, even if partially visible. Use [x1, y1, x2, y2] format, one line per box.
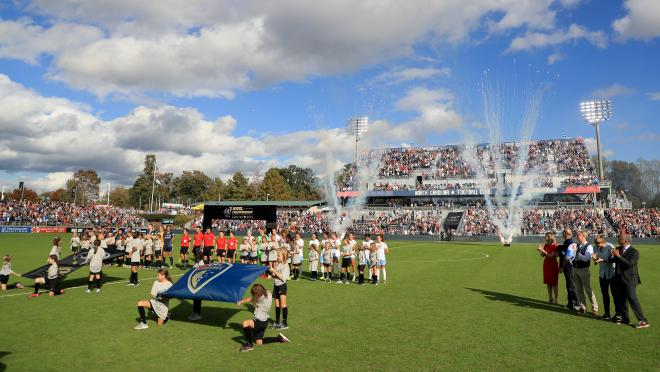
[0, 200, 145, 227]
[521, 208, 613, 236]
[606, 208, 659, 238]
[341, 138, 597, 192]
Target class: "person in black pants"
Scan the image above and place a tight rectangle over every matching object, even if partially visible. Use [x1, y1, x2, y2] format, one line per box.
[610, 233, 650, 329]
[558, 229, 578, 309]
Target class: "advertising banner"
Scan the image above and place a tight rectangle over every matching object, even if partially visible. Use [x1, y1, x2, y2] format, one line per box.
[32, 226, 67, 233]
[0, 226, 32, 233]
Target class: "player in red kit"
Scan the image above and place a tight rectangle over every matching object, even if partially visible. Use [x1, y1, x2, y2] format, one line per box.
[216, 231, 227, 263]
[203, 227, 215, 264]
[227, 231, 238, 263]
[192, 227, 204, 266]
[180, 229, 191, 269]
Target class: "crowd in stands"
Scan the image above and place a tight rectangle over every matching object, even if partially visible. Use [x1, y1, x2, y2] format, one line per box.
[461, 207, 617, 236]
[342, 138, 597, 193]
[520, 208, 613, 236]
[606, 208, 659, 238]
[0, 200, 145, 227]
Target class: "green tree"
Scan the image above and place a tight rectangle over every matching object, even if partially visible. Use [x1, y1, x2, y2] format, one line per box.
[278, 165, 321, 200]
[606, 160, 644, 207]
[109, 186, 132, 208]
[7, 187, 39, 202]
[202, 177, 226, 201]
[173, 170, 212, 202]
[130, 154, 156, 209]
[225, 172, 251, 200]
[259, 168, 293, 200]
[66, 169, 101, 205]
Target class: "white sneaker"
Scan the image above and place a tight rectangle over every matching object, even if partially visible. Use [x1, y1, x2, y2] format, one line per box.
[85, 289, 91, 293]
[187, 313, 202, 321]
[336, 280, 342, 283]
[134, 322, 149, 330]
[95, 288, 101, 293]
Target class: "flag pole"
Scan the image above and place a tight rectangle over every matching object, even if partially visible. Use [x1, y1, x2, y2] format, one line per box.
[149, 158, 156, 213]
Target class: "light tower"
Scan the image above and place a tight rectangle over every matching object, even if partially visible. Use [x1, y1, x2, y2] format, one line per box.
[346, 117, 369, 164]
[580, 99, 612, 180]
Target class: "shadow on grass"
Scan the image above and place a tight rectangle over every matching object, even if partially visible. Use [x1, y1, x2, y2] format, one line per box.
[169, 300, 242, 329]
[466, 288, 600, 320]
[0, 351, 9, 372]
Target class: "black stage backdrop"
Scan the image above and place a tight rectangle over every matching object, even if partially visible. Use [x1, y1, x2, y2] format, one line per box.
[203, 205, 277, 232]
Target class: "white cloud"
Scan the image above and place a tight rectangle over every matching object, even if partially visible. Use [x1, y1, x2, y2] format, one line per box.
[584, 137, 614, 158]
[372, 67, 451, 85]
[507, 23, 607, 52]
[613, 0, 660, 40]
[591, 84, 637, 98]
[369, 87, 462, 144]
[0, 74, 462, 188]
[0, 19, 103, 64]
[547, 51, 565, 64]
[0, 0, 578, 98]
[26, 172, 73, 192]
[647, 92, 660, 101]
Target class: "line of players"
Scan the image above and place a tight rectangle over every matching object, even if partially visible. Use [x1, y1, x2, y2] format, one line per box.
[160, 225, 391, 285]
[67, 224, 390, 286]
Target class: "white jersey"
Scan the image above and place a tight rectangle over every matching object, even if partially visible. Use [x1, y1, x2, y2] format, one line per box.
[362, 239, 373, 249]
[144, 239, 153, 255]
[70, 237, 81, 249]
[49, 245, 61, 259]
[295, 238, 305, 260]
[86, 247, 106, 273]
[273, 262, 290, 286]
[130, 239, 143, 262]
[377, 242, 388, 260]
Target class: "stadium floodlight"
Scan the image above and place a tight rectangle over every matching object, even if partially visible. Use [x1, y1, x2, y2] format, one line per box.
[580, 99, 612, 181]
[347, 117, 369, 164]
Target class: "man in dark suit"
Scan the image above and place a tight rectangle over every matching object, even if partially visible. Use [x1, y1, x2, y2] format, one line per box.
[558, 229, 578, 309]
[610, 233, 650, 328]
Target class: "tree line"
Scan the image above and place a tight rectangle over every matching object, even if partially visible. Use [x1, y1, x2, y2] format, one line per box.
[5, 154, 322, 209]
[3, 155, 658, 209]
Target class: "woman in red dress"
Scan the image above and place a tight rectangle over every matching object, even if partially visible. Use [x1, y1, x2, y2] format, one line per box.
[537, 232, 559, 304]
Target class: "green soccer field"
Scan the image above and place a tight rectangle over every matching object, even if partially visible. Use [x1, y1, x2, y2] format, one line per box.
[0, 234, 658, 371]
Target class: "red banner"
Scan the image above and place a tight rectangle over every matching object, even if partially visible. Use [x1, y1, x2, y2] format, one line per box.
[32, 226, 67, 233]
[561, 186, 600, 194]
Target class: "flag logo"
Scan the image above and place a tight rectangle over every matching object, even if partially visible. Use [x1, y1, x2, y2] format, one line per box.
[187, 263, 233, 293]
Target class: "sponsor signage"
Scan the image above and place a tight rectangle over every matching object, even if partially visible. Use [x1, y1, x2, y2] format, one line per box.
[32, 226, 67, 233]
[0, 226, 32, 233]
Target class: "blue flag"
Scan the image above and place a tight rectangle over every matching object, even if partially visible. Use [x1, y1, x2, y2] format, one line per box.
[164, 263, 268, 303]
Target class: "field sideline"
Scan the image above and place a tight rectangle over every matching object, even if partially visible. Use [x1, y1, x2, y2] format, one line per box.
[0, 234, 658, 371]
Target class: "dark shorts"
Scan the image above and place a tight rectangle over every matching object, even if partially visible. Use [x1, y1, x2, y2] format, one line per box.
[341, 257, 352, 268]
[89, 270, 102, 276]
[217, 250, 226, 258]
[163, 246, 173, 253]
[227, 250, 235, 259]
[46, 277, 58, 292]
[154, 250, 162, 257]
[249, 257, 258, 263]
[323, 263, 331, 268]
[131, 261, 140, 267]
[180, 247, 189, 254]
[192, 246, 201, 256]
[253, 319, 268, 340]
[203, 246, 213, 256]
[0, 274, 8, 284]
[273, 283, 287, 298]
[358, 264, 366, 272]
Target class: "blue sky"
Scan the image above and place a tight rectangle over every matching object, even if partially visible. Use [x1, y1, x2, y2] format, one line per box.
[0, 0, 658, 191]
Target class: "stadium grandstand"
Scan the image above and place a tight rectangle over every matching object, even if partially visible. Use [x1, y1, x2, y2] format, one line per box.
[1, 138, 657, 238]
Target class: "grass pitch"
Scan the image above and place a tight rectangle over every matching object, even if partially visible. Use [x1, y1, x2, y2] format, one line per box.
[0, 234, 658, 371]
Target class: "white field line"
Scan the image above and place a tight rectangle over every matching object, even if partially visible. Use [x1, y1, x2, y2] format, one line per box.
[0, 271, 186, 299]
[0, 241, 488, 299]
